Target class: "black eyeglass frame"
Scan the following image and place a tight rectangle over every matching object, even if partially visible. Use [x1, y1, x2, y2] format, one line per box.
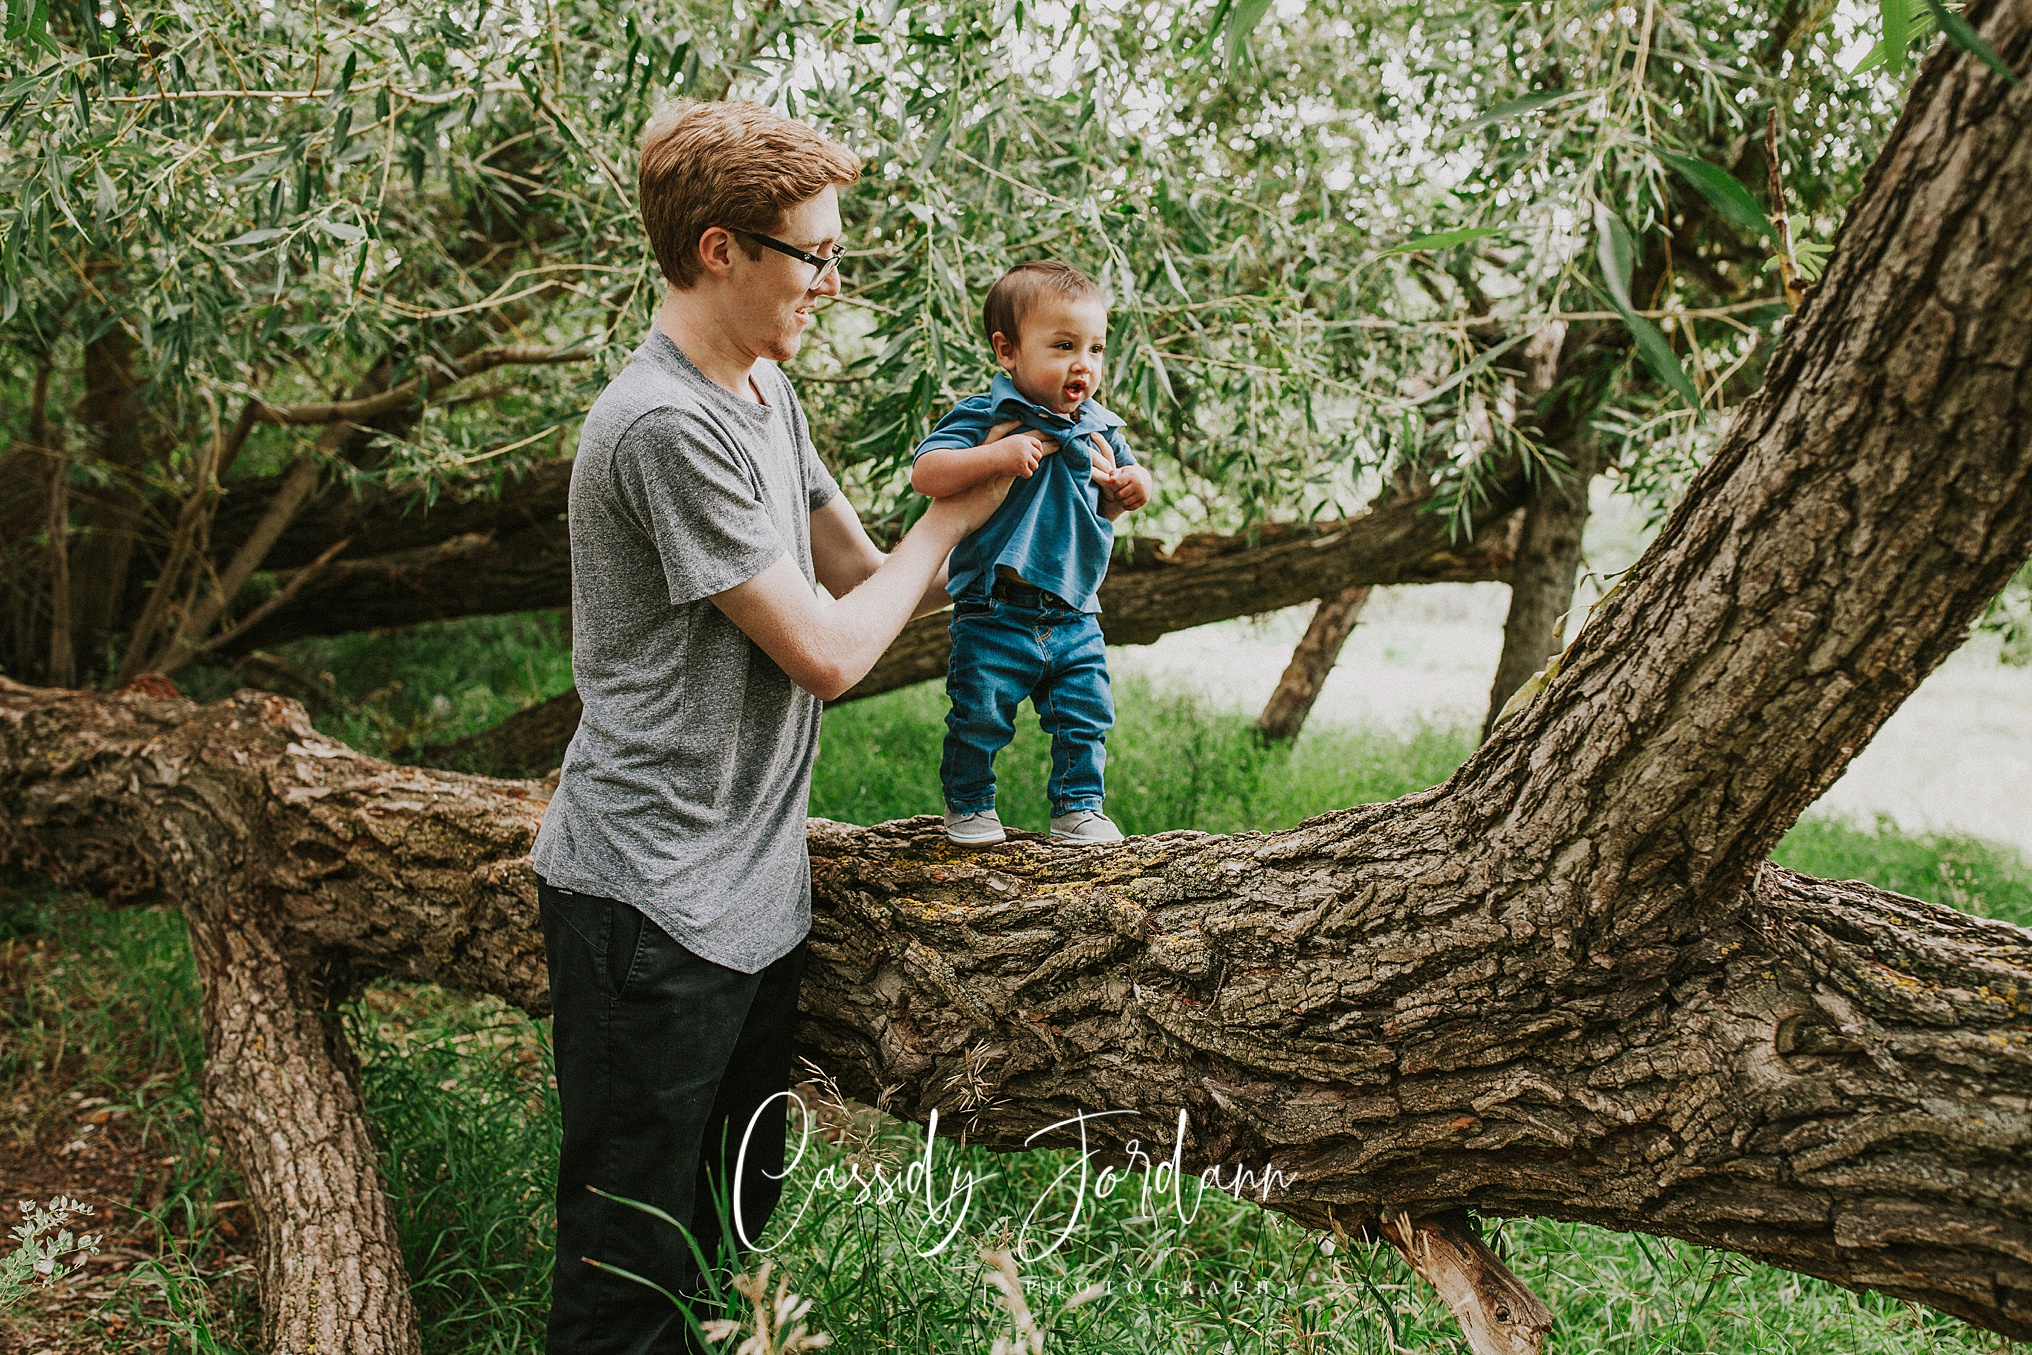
[732, 228, 845, 287]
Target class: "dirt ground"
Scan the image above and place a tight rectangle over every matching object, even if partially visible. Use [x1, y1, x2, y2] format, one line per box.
[0, 933, 256, 1354]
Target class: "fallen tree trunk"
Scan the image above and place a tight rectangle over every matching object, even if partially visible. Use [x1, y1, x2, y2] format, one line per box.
[225, 459, 1524, 658]
[209, 457, 576, 576]
[419, 493, 1524, 776]
[3, 11, 2031, 1352]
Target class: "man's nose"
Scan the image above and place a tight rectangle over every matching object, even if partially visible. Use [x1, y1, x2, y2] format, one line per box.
[812, 264, 842, 300]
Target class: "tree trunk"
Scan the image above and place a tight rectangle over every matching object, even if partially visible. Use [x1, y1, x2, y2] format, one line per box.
[1, 14, 2029, 1351]
[226, 525, 575, 654]
[1481, 442, 1598, 740]
[184, 886, 423, 1355]
[1255, 585, 1373, 743]
[209, 457, 576, 575]
[63, 327, 154, 669]
[2, 682, 438, 1352]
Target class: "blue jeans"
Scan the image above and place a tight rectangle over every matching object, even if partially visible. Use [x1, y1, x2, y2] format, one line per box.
[940, 580, 1113, 817]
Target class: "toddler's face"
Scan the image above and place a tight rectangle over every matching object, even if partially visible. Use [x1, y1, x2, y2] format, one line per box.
[990, 294, 1109, 417]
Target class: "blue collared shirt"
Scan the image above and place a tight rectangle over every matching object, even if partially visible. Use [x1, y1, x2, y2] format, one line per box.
[913, 373, 1137, 614]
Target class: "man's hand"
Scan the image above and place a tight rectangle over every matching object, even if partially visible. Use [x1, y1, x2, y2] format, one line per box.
[924, 470, 1014, 538]
[911, 421, 1050, 498]
[714, 473, 1012, 702]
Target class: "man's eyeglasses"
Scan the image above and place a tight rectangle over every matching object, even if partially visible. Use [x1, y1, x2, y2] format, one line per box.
[732, 228, 845, 288]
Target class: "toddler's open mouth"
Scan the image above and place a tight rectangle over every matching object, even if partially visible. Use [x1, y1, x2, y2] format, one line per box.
[1062, 380, 1088, 403]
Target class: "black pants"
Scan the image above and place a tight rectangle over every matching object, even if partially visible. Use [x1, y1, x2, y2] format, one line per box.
[539, 878, 809, 1355]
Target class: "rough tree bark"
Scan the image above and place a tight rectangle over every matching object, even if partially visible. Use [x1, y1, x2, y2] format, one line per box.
[1254, 585, 1373, 743]
[418, 491, 1525, 777]
[1, 13, 2030, 1353]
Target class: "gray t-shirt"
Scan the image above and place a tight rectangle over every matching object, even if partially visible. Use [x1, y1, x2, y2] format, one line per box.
[531, 328, 840, 973]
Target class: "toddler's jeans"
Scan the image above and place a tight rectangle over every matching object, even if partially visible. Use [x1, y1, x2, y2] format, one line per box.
[940, 576, 1113, 817]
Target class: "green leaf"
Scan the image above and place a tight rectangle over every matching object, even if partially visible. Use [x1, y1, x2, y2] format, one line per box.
[1881, 0, 1909, 74]
[317, 218, 366, 242]
[1622, 308, 1702, 409]
[1594, 204, 1699, 408]
[8, 0, 59, 58]
[221, 227, 291, 247]
[1142, 339, 1176, 405]
[1406, 331, 1528, 407]
[1222, 0, 1275, 63]
[1594, 203, 1636, 310]
[1656, 150, 1776, 245]
[1374, 225, 1505, 257]
[92, 163, 116, 220]
[1451, 90, 1571, 139]
[1919, 0, 2020, 85]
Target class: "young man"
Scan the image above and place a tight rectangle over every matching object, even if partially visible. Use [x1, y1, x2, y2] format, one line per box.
[528, 99, 1007, 1354]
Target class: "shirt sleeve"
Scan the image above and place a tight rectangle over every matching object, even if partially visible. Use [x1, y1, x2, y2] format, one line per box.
[912, 399, 998, 460]
[607, 406, 787, 606]
[1105, 427, 1137, 467]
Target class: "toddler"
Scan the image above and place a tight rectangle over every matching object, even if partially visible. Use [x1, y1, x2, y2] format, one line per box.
[910, 261, 1154, 845]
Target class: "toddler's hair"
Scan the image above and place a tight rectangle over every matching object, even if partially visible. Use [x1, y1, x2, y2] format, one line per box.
[983, 261, 1104, 347]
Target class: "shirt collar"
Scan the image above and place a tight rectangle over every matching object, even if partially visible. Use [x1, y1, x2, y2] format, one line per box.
[987, 371, 1125, 432]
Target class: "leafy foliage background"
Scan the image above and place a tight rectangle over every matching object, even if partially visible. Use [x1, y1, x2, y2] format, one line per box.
[0, 0, 1931, 679]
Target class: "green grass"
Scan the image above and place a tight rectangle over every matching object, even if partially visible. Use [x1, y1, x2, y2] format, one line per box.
[812, 676, 1474, 836]
[181, 611, 574, 759]
[1771, 815, 2032, 927]
[17, 611, 2032, 1352]
[348, 987, 558, 1353]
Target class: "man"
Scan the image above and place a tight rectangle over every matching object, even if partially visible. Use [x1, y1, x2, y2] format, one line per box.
[528, 99, 1008, 1354]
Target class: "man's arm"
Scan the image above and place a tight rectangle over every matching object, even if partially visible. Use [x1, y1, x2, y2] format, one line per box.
[911, 427, 1052, 498]
[808, 493, 952, 618]
[713, 479, 1005, 701]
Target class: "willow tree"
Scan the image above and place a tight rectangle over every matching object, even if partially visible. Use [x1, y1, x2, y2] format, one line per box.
[3, 9, 2032, 1355]
[0, 0, 1923, 739]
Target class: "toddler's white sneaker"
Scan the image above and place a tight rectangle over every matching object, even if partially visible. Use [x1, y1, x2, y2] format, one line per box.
[944, 808, 1007, 845]
[1049, 810, 1123, 843]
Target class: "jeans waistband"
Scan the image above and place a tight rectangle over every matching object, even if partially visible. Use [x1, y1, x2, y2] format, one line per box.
[985, 576, 1072, 610]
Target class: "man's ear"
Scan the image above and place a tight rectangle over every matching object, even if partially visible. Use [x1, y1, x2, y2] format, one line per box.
[695, 225, 738, 279]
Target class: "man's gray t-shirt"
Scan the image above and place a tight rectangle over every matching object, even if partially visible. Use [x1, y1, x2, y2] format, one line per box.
[531, 328, 840, 973]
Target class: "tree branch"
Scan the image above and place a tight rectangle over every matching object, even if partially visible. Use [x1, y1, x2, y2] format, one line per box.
[248, 342, 593, 427]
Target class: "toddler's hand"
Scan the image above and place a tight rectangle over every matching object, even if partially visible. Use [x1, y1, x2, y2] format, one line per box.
[994, 429, 1050, 479]
[1105, 462, 1153, 513]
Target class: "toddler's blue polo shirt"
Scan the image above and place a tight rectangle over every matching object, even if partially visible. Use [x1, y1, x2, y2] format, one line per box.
[913, 372, 1136, 615]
